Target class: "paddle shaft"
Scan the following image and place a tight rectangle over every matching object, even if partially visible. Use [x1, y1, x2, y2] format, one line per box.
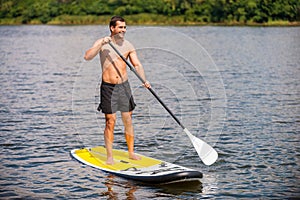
[109, 42, 185, 130]
[109, 42, 218, 165]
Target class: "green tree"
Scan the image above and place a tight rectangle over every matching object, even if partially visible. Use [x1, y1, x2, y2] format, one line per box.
[1, 0, 299, 24]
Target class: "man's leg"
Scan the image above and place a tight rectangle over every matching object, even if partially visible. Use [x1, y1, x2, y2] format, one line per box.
[104, 113, 116, 165]
[121, 111, 141, 160]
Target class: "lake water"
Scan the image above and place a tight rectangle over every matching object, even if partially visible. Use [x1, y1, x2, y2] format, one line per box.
[0, 25, 299, 199]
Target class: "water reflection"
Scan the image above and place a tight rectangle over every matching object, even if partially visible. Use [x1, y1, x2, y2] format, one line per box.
[101, 175, 137, 200]
[100, 174, 203, 199]
[157, 180, 203, 195]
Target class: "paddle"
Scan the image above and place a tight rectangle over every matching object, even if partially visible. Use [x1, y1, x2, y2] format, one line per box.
[108, 41, 218, 165]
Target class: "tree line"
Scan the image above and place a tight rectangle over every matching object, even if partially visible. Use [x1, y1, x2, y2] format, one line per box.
[0, 0, 299, 25]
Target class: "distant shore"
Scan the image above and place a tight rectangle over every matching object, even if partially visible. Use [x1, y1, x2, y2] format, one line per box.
[1, 14, 299, 26]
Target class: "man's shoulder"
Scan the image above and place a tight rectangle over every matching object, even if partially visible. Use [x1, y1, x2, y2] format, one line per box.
[122, 39, 135, 52]
[124, 39, 134, 47]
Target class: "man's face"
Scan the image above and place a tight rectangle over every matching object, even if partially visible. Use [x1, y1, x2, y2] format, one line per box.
[111, 21, 126, 39]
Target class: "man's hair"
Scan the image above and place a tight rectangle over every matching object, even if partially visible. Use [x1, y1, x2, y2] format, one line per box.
[109, 16, 125, 28]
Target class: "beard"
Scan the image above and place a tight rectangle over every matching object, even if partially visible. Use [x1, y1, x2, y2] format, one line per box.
[115, 32, 125, 39]
[112, 32, 125, 44]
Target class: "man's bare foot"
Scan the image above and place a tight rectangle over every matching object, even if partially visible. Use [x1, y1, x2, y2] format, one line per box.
[106, 157, 114, 165]
[129, 152, 141, 160]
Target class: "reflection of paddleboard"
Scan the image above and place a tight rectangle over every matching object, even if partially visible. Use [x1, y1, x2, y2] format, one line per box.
[70, 146, 202, 184]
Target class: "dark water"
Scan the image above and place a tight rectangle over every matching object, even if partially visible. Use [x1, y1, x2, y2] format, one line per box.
[0, 25, 299, 199]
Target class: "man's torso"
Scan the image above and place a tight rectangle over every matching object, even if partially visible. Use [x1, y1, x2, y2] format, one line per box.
[100, 40, 134, 84]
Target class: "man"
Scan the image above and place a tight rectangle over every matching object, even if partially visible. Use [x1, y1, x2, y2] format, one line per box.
[84, 16, 150, 165]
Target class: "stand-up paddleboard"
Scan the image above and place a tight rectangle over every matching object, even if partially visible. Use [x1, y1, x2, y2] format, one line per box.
[71, 146, 202, 184]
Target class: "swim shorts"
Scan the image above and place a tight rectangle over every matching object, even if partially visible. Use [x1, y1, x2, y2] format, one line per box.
[97, 80, 136, 114]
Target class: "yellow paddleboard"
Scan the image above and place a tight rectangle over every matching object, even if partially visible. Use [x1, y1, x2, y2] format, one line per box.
[71, 146, 202, 184]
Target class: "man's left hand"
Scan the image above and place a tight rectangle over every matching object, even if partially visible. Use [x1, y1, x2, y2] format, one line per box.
[143, 81, 151, 89]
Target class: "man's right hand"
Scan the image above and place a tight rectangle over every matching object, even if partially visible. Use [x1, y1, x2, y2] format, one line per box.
[84, 36, 111, 61]
[102, 36, 111, 45]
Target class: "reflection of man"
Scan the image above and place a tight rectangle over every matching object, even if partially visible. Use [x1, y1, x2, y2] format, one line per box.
[84, 16, 151, 165]
[103, 175, 137, 198]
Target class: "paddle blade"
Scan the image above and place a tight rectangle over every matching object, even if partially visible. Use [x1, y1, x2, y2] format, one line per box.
[184, 128, 218, 165]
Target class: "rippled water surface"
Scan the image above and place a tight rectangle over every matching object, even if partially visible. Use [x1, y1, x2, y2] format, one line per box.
[0, 25, 299, 199]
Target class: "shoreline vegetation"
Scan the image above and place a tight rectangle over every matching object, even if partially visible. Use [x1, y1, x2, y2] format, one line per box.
[1, 14, 300, 26]
[0, 0, 299, 26]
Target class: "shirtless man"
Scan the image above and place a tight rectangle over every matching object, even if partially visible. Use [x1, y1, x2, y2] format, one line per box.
[84, 16, 150, 165]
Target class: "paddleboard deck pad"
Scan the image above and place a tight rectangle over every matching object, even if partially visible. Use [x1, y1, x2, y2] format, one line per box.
[70, 146, 202, 184]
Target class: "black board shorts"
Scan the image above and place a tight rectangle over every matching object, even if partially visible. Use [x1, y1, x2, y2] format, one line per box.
[97, 80, 136, 114]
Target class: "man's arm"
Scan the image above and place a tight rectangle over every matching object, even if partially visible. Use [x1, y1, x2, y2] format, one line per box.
[129, 50, 151, 88]
[84, 37, 111, 60]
